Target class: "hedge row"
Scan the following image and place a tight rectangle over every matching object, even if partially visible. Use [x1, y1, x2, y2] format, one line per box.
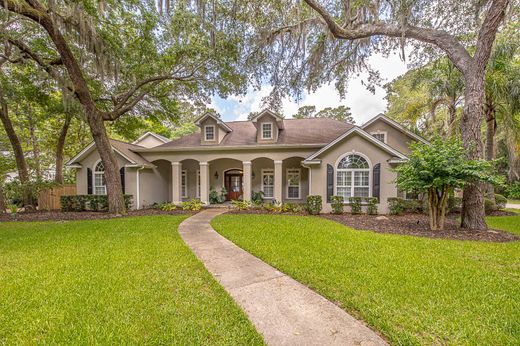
[61, 195, 133, 212]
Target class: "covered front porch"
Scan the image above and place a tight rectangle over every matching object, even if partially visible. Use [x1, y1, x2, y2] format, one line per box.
[138, 156, 309, 208]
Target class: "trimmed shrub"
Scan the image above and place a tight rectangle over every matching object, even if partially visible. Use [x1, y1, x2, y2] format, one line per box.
[231, 200, 251, 210]
[484, 198, 496, 215]
[506, 182, 520, 199]
[388, 197, 405, 215]
[348, 197, 362, 214]
[181, 199, 203, 211]
[306, 195, 322, 215]
[495, 194, 507, 210]
[366, 197, 378, 215]
[330, 196, 344, 214]
[60, 195, 133, 212]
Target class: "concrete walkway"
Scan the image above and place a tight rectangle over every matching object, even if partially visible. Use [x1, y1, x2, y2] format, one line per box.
[178, 209, 387, 346]
[506, 203, 520, 209]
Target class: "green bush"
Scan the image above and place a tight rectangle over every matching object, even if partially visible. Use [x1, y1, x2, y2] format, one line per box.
[251, 191, 264, 205]
[330, 196, 344, 214]
[157, 202, 177, 211]
[60, 195, 133, 212]
[484, 198, 496, 215]
[447, 196, 462, 212]
[402, 199, 422, 213]
[306, 195, 322, 215]
[348, 197, 362, 214]
[181, 199, 203, 211]
[388, 197, 405, 215]
[506, 182, 520, 199]
[494, 194, 507, 210]
[366, 197, 378, 215]
[231, 200, 251, 210]
[281, 202, 304, 213]
[263, 201, 282, 213]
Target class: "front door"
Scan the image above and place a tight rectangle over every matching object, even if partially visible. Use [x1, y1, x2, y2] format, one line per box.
[224, 171, 243, 201]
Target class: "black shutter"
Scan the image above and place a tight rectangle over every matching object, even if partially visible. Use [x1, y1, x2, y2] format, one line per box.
[120, 167, 125, 194]
[87, 168, 93, 195]
[326, 164, 334, 203]
[373, 163, 381, 200]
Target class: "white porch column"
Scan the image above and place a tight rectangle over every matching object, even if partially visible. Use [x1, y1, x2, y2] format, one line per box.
[274, 160, 283, 202]
[200, 162, 210, 205]
[171, 162, 182, 204]
[242, 161, 252, 201]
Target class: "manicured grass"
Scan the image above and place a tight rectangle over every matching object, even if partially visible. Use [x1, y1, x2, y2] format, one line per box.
[212, 214, 520, 345]
[0, 216, 263, 345]
[507, 199, 520, 205]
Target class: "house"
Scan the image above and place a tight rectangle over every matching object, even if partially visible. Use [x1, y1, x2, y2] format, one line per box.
[65, 110, 428, 213]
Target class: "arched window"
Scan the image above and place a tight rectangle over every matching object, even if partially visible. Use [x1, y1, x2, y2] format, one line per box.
[94, 161, 107, 195]
[336, 154, 370, 198]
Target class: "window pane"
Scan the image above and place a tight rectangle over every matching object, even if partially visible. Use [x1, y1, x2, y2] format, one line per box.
[337, 155, 369, 169]
[205, 126, 214, 140]
[288, 186, 299, 198]
[262, 123, 272, 138]
[337, 187, 350, 198]
[262, 171, 274, 197]
[354, 171, 369, 186]
[354, 187, 369, 197]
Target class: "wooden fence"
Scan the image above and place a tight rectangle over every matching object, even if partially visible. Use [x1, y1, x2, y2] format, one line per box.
[38, 184, 77, 211]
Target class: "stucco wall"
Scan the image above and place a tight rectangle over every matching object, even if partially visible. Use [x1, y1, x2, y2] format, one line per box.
[134, 135, 165, 148]
[255, 113, 279, 144]
[363, 119, 417, 155]
[309, 133, 398, 214]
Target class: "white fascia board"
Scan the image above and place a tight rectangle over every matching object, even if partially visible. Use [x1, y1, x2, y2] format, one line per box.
[132, 132, 169, 145]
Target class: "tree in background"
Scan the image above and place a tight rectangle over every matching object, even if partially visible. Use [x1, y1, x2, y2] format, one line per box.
[395, 139, 500, 231]
[292, 105, 354, 122]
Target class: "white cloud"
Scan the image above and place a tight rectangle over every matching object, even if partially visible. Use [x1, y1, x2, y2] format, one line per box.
[211, 51, 409, 124]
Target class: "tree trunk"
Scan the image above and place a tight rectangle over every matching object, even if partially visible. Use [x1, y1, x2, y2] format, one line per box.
[460, 72, 487, 230]
[485, 97, 496, 202]
[27, 108, 42, 180]
[0, 182, 5, 213]
[0, 85, 33, 208]
[447, 102, 457, 136]
[84, 107, 126, 214]
[54, 113, 72, 184]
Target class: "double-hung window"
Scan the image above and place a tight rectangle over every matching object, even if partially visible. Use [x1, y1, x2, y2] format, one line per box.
[336, 154, 370, 199]
[181, 170, 188, 198]
[205, 125, 215, 141]
[371, 132, 386, 143]
[286, 168, 301, 199]
[262, 169, 274, 198]
[261, 123, 273, 139]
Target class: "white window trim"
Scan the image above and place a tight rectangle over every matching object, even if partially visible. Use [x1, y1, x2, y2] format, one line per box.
[181, 170, 188, 198]
[261, 122, 274, 140]
[370, 131, 387, 144]
[334, 152, 372, 200]
[93, 159, 107, 195]
[204, 125, 215, 141]
[196, 170, 200, 198]
[286, 168, 301, 200]
[261, 168, 274, 198]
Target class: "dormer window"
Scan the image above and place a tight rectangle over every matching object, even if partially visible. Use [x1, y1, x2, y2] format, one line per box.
[262, 123, 273, 139]
[204, 125, 215, 141]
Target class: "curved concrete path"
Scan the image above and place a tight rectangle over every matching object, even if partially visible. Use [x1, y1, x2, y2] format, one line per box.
[179, 209, 387, 346]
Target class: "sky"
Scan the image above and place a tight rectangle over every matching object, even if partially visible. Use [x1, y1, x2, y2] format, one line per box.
[210, 52, 409, 125]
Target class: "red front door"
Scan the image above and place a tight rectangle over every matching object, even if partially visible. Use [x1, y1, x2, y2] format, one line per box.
[225, 172, 243, 200]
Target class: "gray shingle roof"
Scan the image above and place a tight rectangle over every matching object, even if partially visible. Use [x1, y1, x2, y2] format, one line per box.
[156, 118, 354, 148]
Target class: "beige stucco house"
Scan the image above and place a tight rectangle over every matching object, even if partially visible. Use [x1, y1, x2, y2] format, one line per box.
[66, 110, 428, 213]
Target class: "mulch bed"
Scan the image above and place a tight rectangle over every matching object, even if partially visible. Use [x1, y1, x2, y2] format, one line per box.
[322, 212, 519, 243]
[0, 208, 193, 222]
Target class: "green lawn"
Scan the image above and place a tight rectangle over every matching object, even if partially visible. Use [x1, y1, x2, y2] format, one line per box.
[0, 216, 263, 345]
[212, 214, 520, 345]
[507, 199, 520, 205]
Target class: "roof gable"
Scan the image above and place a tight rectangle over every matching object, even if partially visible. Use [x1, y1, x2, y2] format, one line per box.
[132, 132, 169, 147]
[361, 114, 429, 144]
[304, 126, 408, 163]
[194, 112, 233, 132]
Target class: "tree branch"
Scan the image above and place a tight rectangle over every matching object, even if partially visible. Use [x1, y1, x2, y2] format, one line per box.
[302, 0, 473, 74]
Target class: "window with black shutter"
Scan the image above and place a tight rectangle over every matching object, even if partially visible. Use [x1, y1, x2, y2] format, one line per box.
[120, 167, 125, 194]
[87, 168, 93, 195]
[372, 163, 381, 200]
[326, 164, 334, 202]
